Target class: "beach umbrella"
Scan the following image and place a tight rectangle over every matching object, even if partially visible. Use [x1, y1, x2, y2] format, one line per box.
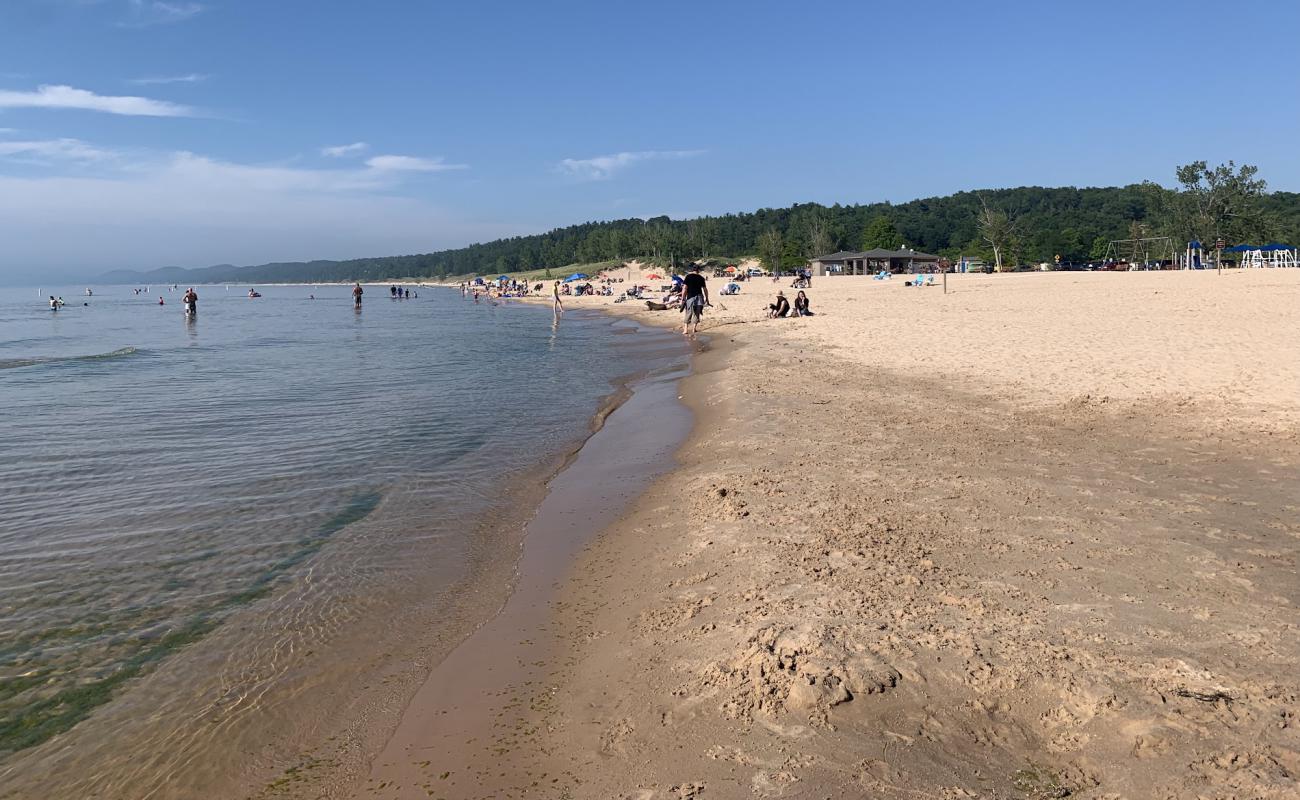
[498, 274, 511, 280]
[563, 273, 589, 282]
[724, 265, 737, 273]
[645, 273, 662, 279]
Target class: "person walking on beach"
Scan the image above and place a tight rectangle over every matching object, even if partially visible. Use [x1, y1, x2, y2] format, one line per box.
[553, 280, 564, 314]
[681, 264, 709, 336]
[352, 282, 364, 307]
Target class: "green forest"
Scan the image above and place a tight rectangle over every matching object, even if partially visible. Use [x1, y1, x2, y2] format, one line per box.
[103, 162, 1300, 284]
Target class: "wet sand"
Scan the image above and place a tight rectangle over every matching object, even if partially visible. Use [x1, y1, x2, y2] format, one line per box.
[386, 269, 1300, 798]
[358, 322, 693, 799]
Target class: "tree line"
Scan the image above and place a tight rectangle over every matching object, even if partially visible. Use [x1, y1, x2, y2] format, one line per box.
[108, 161, 1300, 284]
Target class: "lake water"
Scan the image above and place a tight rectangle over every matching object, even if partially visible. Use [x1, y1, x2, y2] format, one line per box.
[0, 283, 687, 797]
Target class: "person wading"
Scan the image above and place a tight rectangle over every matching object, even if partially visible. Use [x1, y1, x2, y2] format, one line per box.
[681, 265, 709, 336]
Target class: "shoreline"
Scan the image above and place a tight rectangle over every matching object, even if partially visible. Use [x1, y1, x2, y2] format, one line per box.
[356, 312, 695, 798]
[0, 301, 688, 800]
[243, 308, 695, 800]
[387, 270, 1299, 798]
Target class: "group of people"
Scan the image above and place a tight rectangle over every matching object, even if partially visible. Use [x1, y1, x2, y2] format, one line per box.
[388, 285, 418, 299]
[767, 290, 812, 318]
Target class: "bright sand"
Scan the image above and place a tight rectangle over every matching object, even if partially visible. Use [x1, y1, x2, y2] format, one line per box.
[358, 269, 1300, 799]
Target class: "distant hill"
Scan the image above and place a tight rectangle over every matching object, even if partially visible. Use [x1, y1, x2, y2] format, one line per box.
[98, 185, 1300, 284]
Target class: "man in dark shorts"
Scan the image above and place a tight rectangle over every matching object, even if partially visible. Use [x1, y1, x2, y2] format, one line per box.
[681, 265, 709, 336]
[353, 282, 364, 307]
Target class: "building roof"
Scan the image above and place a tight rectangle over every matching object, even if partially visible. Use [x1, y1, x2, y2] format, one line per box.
[809, 251, 860, 262]
[859, 248, 940, 260]
[812, 248, 940, 261]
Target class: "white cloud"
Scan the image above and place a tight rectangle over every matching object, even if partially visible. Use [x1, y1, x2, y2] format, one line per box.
[0, 84, 195, 117]
[557, 149, 704, 181]
[0, 141, 491, 273]
[128, 73, 208, 85]
[0, 138, 116, 162]
[365, 154, 469, 172]
[119, 0, 204, 27]
[321, 141, 369, 158]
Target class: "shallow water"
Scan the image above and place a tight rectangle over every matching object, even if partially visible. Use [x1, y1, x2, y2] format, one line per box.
[0, 283, 684, 796]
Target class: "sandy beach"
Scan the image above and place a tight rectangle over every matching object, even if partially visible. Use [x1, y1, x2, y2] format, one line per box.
[362, 269, 1300, 799]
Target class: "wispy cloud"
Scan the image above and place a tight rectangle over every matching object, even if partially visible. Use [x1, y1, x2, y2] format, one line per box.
[118, 0, 205, 27]
[0, 144, 504, 273]
[0, 84, 196, 117]
[365, 154, 468, 172]
[557, 149, 704, 181]
[0, 137, 116, 162]
[128, 73, 208, 85]
[321, 141, 368, 158]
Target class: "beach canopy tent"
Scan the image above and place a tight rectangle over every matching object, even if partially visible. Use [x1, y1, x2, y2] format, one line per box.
[473, 277, 485, 284]
[497, 274, 511, 281]
[1237, 243, 1298, 268]
[645, 273, 663, 279]
[563, 273, 589, 282]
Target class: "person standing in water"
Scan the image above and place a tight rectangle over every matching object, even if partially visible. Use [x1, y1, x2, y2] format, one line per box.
[49, 295, 59, 311]
[552, 280, 564, 313]
[681, 265, 709, 336]
[352, 282, 364, 307]
[183, 287, 198, 316]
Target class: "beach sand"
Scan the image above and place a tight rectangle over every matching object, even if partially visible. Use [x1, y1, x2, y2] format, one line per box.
[363, 270, 1300, 799]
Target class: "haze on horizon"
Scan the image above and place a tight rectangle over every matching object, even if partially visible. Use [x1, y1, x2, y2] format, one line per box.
[1, 0, 1297, 282]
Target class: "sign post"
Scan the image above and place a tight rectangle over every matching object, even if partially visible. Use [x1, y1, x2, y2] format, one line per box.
[1216, 238, 1224, 275]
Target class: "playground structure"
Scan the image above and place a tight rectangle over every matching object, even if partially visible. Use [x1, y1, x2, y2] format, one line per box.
[1182, 240, 1210, 270]
[1224, 243, 1298, 268]
[1103, 236, 1175, 269]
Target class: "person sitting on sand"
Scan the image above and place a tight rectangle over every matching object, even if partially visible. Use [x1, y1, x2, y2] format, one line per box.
[794, 290, 812, 316]
[768, 291, 790, 318]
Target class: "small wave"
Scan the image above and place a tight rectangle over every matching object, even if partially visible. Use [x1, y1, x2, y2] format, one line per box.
[0, 346, 140, 370]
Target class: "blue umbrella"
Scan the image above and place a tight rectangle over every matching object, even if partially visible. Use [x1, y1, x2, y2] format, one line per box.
[564, 273, 588, 282]
[498, 274, 511, 281]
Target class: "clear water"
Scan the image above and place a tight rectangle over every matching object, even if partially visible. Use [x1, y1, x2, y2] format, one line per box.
[0, 283, 681, 795]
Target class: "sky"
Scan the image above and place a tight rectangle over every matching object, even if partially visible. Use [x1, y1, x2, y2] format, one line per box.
[1, 0, 1297, 280]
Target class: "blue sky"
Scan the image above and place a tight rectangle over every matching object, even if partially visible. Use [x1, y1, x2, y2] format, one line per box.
[1, 0, 1297, 278]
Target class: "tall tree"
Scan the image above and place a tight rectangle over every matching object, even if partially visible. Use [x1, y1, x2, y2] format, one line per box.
[757, 227, 783, 274]
[687, 217, 719, 258]
[861, 216, 904, 250]
[1166, 160, 1269, 246]
[977, 195, 1017, 272]
[805, 212, 835, 257]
